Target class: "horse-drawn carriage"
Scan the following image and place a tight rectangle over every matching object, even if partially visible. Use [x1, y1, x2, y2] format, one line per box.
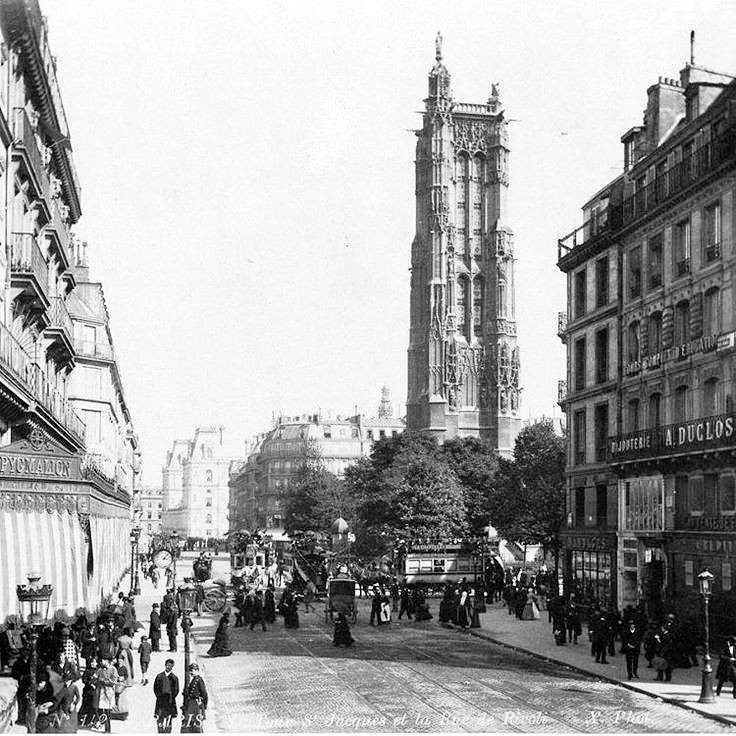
[324, 576, 358, 624]
[193, 554, 213, 583]
[201, 579, 228, 612]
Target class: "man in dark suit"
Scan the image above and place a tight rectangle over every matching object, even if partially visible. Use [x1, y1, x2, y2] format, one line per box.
[153, 658, 179, 733]
[149, 604, 162, 652]
[716, 635, 736, 696]
[166, 608, 179, 652]
[622, 620, 642, 680]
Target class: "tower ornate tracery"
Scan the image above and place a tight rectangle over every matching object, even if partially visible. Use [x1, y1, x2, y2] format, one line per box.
[406, 34, 521, 455]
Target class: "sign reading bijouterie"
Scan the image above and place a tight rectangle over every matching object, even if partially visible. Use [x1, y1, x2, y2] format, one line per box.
[684, 516, 736, 531]
[609, 413, 736, 462]
[624, 334, 718, 376]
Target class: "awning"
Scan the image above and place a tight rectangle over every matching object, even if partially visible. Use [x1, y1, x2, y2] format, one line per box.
[0, 509, 86, 622]
[87, 516, 130, 610]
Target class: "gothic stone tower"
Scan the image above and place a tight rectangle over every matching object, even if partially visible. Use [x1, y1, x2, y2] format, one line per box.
[406, 34, 521, 456]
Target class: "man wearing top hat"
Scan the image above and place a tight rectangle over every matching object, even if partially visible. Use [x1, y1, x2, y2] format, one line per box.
[149, 604, 162, 653]
[716, 634, 736, 696]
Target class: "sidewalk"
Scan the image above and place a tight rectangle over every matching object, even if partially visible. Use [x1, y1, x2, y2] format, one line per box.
[6, 572, 219, 734]
[473, 601, 736, 727]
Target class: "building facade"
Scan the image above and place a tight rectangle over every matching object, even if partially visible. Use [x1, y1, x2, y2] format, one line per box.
[229, 396, 405, 532]
[139, 487, 163, 538]
[406, 34, 521, 455]
[0, 1, 139, 621]
[161, 427, 233, 539]
[558, 56, 736, 624]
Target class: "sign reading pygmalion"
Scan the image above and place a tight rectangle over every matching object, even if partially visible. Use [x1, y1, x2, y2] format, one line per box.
[0, 453, 80, 479]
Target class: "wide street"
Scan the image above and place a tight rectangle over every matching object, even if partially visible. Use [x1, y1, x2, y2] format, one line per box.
[194, 597, 729, 734]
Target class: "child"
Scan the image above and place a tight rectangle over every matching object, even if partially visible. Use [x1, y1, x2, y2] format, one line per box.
[138, 635, 152, 685]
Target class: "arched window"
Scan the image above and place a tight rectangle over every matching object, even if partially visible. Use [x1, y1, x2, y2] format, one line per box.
[648, 312, 662, 354]
[648, 393, 661, 428]
[205, 498, 212, 507]
[205, 514, 212, 525]
[704, 377, 719, 416]
[674, 385, 689, 423]
[675, 300, 690, 345]
[628, 321, 640, 362]
[704, 288, 720, 336]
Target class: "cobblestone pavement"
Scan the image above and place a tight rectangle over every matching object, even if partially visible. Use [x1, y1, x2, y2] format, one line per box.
[195, 601, 731, 734]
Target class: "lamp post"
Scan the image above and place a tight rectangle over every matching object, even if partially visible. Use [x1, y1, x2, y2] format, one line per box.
[16, 573, 53, 734]
[177, 580, 197, 693]
[170, 530, 179, 590]
[132, 524, 142, 596]
[698, 570, 716, 704]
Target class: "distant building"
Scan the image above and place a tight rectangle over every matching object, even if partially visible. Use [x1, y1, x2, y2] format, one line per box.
[140, 487, 164, 537]
[406, 34, 521, 455]
[161, 427, 235, 538]
[229, 390, 406, 532]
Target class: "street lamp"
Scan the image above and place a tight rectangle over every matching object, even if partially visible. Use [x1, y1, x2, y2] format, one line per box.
[129, 524, 142, 596]
[698, 570, 716, 704]
[170, 530, 179, 590]
[177, 580, 197, 692]
[16, 573, 53, 733]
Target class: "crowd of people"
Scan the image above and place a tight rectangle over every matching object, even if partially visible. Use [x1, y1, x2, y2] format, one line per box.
[0, 584, 210, 734]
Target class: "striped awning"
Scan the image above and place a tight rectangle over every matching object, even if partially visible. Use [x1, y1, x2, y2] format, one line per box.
[86, 515, 130, 610]
[0, 509, 87, 622]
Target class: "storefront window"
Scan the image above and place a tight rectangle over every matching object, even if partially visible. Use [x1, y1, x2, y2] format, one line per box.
[721, 474, 736, 513]
[571, 550, 612, 607]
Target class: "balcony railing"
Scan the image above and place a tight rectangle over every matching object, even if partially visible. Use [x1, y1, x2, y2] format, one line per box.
[10, 233, 48, 294]
[47, 296, 73, 340]
[624, 505, 664, 532]
[557, 311, 567, 338]
[560, 123, 736, 262]
[608, 411, 736, 463]
[705, 243, 721, 262]
[0, 319, 84, 442]
[47, 199, 71, 266]
[618, 128, 736, 226]
[75, 340, 115, 361]
[13, 107, 49, 196]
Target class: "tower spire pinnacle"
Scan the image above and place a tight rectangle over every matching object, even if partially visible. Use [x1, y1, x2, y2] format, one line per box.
[435, 31, 443, 63]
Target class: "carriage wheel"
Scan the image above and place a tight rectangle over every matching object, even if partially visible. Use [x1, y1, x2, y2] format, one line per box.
[204, 588, 226, 612]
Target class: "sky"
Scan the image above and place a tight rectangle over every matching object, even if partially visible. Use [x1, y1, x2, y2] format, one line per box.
[38, 0, 736, 484]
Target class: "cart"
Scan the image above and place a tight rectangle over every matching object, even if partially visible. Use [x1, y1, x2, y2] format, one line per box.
[324, 577, 358, 624]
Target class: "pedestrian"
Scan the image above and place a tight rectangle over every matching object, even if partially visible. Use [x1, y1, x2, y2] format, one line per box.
[521, 588, 540, 620]
[606, 607, 621, 658]
[264, 587, 276, 624]
[369, 585, 383, 626]
[195, 582, 205, 617]
[207, 613, 232, 657]
[398, 585, 414, 620]
[622, 620, 642, 680]
[139, 635, 152, 686]
[281, 586, 300, 629]
[77, 657, 99, 729]
[166, 608, 179, 653]
[565, 594, 582, 645]
[591, 610, 609, 664]
[1, 617, 24, 673]
[153, 659, 179, 733]
[250, 590, 267, 631]
[112, 653, 132, 721]
[333, 613, 354, 647]
[716, 635, 736, 697]
[96, 656, 118, 733]
[653, 614, 676, 682]
[116, 627, 135, 682]
[514, 587, 526, 619]
[456, 587, 471, 630]
[181, 663, 208, 733]
[11, 649, 30, 727]
[149, 604, 162, 652]
[303, 579, 317, 613]
[550, 596, 566, 645]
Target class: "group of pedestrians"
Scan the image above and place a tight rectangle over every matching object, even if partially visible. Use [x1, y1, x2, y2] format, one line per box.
[230, 582, 302, 633]
[438, 580, 480, 629]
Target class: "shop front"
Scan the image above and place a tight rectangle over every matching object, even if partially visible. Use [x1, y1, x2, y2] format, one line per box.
[561, 531, 617, 611]
[0, 435, 131, 621]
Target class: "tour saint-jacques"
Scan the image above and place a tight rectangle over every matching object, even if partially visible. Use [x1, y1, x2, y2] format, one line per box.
[0, 2, 735, 734]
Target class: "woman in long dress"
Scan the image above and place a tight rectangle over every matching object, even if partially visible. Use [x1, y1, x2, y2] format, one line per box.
[521, 588, 541, 620]
[111, 655, 131, 721]
[207, 614, 232, 657]
[77, 658, 99, 728]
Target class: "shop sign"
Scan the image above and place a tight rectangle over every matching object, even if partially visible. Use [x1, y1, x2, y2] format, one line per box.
[624, 333, 718, 376]
[0, 453, 79, 479]
[562, 534, 615, 551]
[684, 537, 736, 555]
[609, 412, 736, 462]
[684, 516, 736, 531]
[718, 332, 736, 352]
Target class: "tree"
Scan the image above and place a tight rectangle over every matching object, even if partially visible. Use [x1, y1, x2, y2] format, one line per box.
[280, 462, 351, 536]
[345, 432, 468, 558]
[489, 420, 566, 573]
[441, 437, 500, 534]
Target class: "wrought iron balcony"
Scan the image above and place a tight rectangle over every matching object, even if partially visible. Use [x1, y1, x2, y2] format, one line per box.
[10, 233, 49, 304]
[0, 320, 84, 443]
[557, 311, 567, 342]
[45, 296, 75, 365]
[13, 107, 49, 199]
[705, 243, 721, 263]
[676, 258, 691, 276]
[558, 212, 610, 260]
[75, 340, 115, 361]
[608, 411, 736, 463]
